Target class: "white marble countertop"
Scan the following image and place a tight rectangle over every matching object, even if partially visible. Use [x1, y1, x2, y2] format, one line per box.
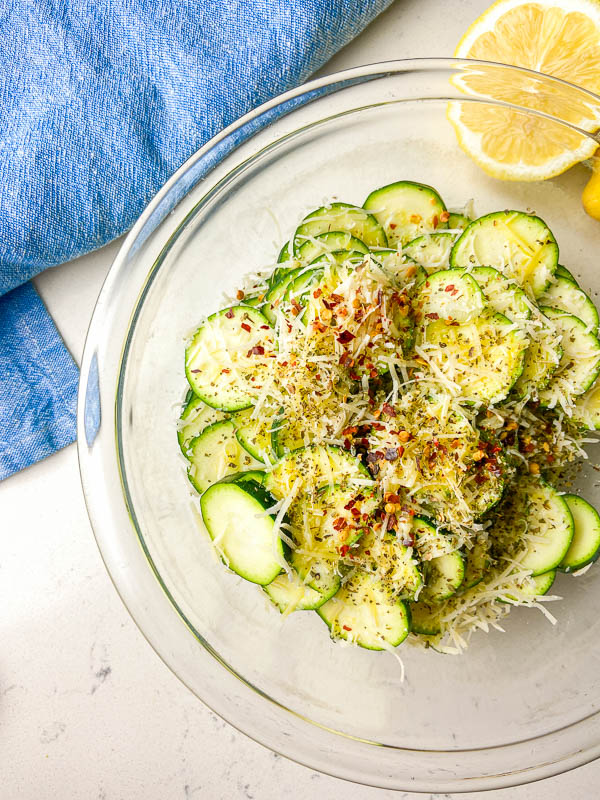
[3, 1, 600, 797]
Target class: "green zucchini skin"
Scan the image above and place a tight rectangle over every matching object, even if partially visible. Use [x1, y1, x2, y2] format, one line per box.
[559, 494, 600, 572]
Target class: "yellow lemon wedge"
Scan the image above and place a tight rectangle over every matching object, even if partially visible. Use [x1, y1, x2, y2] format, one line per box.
[582, 151, 600, 219]
[451, 0, 600, 181]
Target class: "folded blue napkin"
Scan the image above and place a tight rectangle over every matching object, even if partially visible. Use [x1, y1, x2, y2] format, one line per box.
[0, 0, 392, 480]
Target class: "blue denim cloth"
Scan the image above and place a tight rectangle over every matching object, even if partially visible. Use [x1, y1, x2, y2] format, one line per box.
[0, 0, 392, 479]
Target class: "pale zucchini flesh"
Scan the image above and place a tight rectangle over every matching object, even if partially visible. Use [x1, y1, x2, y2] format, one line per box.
[559, 494, 600, 572]
[450, 211, 558, 298]
[364, 180, 448, 246]
[416, 269, 485, 324]
[187, 421, 262, 494]
[540, 277, 599, 331]
[404, 232, 456, 273]
[296, 231, 369, 264]
[264, 569, 328, 612]
[293, 202, 387, 255]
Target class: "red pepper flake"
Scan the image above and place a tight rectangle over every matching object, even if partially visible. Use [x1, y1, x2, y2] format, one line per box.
[313, 288, 322, 299]
[333, 518, 346, 532]
[190, 369, 201, 374]
[350, 507, 361, 518]
[440, 210, 450, 223]
[225, 309, 235, 319]
[330, 293, 343, 304]
[339, 544, 350, 557]
[247, 345, 265, 357]
[349, 371, 360, 381]
[339, 352, 349, 366]
[344, 498, 357, 510]
[337, 330, 355, 344]
[382, 402, 396, 417]
[432, 214, 439, 229]
[241, 322, 251, 332]
[364, 550, 371, 555]
[343, 438, 352, 451]
[342, 426, 358, 436]
[236, 289, 245, 300]
[221, 368, 231, 374]
[280, 361, 288, 367]
[475, 473, 488, 484]
[342, 625, 352, 632]
[260, 325, 270, 330]
[444, 284, 455, 293]
[389, 223, 397, 230]
[425, 312, 439, 320]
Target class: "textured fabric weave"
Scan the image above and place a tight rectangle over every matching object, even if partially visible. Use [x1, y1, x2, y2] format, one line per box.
[0, 0, 392, 479]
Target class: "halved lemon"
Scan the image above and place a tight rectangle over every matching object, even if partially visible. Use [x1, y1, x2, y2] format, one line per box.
[450, 0, 600, 180]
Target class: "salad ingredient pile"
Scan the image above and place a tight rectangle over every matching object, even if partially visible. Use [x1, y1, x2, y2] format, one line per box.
[179, 180, 600, 655]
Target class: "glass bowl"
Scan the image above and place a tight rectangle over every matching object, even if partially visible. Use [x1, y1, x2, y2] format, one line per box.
[77, 58, 600, 793]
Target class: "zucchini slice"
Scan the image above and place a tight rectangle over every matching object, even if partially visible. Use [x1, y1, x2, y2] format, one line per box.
[448, 212, 471, 231]
[186, 306, 276, 411]
[559, 494, 600, 572]
[187, 421, 261, 494]
[421, 551, 465, 603]
[404, 232, 456, 273]
[501, 570, 556, 603]
[265, 444, 370, 501]
[264, 569, 328, 612]
[556, 264, 578, 284]
[231, 407, 277, 461]
[450, 211, 558, 297]
[469, 266, 530, 322]
[512, 311, 563, 399]
[415, 269, 485, 324]
[539, 277, 599, 331]
[277, 241, 292, 263]
[463, 539, 491, 589]
[292, 202, 387, 255]
[263, 266, 305, 323]
[289, 550, 341, 598]
[178, 392, 227, 455]
[410, 601, 441, 635]
[424, 312, 527, 404]
[493, 479, 574, 576]
[538, 307, 600, 407]
[364, 181, 448, 246]
[572, 380, 600, 430]
[200, 477, 286, 585]
[372, 249, 427, 286]
[353, 529, 423, 600]
[317, 569, 411, 650]
[296, 231, 369, 264]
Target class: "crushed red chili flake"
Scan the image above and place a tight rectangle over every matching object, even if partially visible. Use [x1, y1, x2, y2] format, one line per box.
[339, 544, 350, 556]
[221, 368, 231, 374]
[190, 369, 201, 374]
[241, 322, 251, 332]
[364, 550, 371, 555]
[382, 402, 396, 417]
[246, 345, 265, 357]
[389, 223, 397, 229]
[333, 518, 346, 531]
[444, 284, 455, 293]
[313, 288, 322, 299]
[350, 507, 361, 518]
[344, 498, 357, 510]
[425, 312, 439, 320]
[342, 625, 352, 631]
[343, 439, 352, 451]
[236, 289, 245, 300]
[337, 330, 355, 344]
[339, 352, 349, 366]
[260, 325, 270, 330]
[224, 309, 235, 319]
[349, 371, 360, 381]
[330, 293, 343, 304]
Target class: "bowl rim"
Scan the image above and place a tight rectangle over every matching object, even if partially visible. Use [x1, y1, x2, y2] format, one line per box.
[77, 57, 600, 792]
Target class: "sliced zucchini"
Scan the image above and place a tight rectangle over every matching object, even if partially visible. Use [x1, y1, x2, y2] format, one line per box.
[469, 266, 530, 322]
[421, 551, 465, 603]
[317, 569, 411, 650]
[538, 307, 600, 407]
[178, 392, 227, 455]
[556, 265, 578, 284]
[463, 539, 491, 589]
[231, 407, 277, 461]
[292, 202, 387, 255]
[264, 569, 328, 612]
[296, 231, 369, 264]
[277, 241, 291, 263]
[539, 277, 599, 331]
[448, 212, 471, 230]
[284, 266, 323, 303]
[308, 485, 379, 552]
[354, 529, 423, 600]
[200, 477, 285, 585]
[265, 445, 370, 501]
[450, 211, 558, 297]
[410, 601, 441, 635]
[263, 266, 305, 324]
[559, 494, 600, 572]
[502, 570, 556, 602]
[364, 181, 448, 246]
[185, 306, 276, 411]
[308, 249, 367, 268]
[372, 249, 427, 286]
[493, 479, 574, 575]
[572, 380, 600, 430]
[424, 312, 527, 404]
[289, 550, 341, 598]
[404, 232, 456, 273]
[512, 312, 563, 399]
[415, 269, 485, 324]
[187, 420, 261, 494]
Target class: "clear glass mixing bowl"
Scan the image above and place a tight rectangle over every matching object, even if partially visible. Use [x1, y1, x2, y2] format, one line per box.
[77, 59, 600, 792]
